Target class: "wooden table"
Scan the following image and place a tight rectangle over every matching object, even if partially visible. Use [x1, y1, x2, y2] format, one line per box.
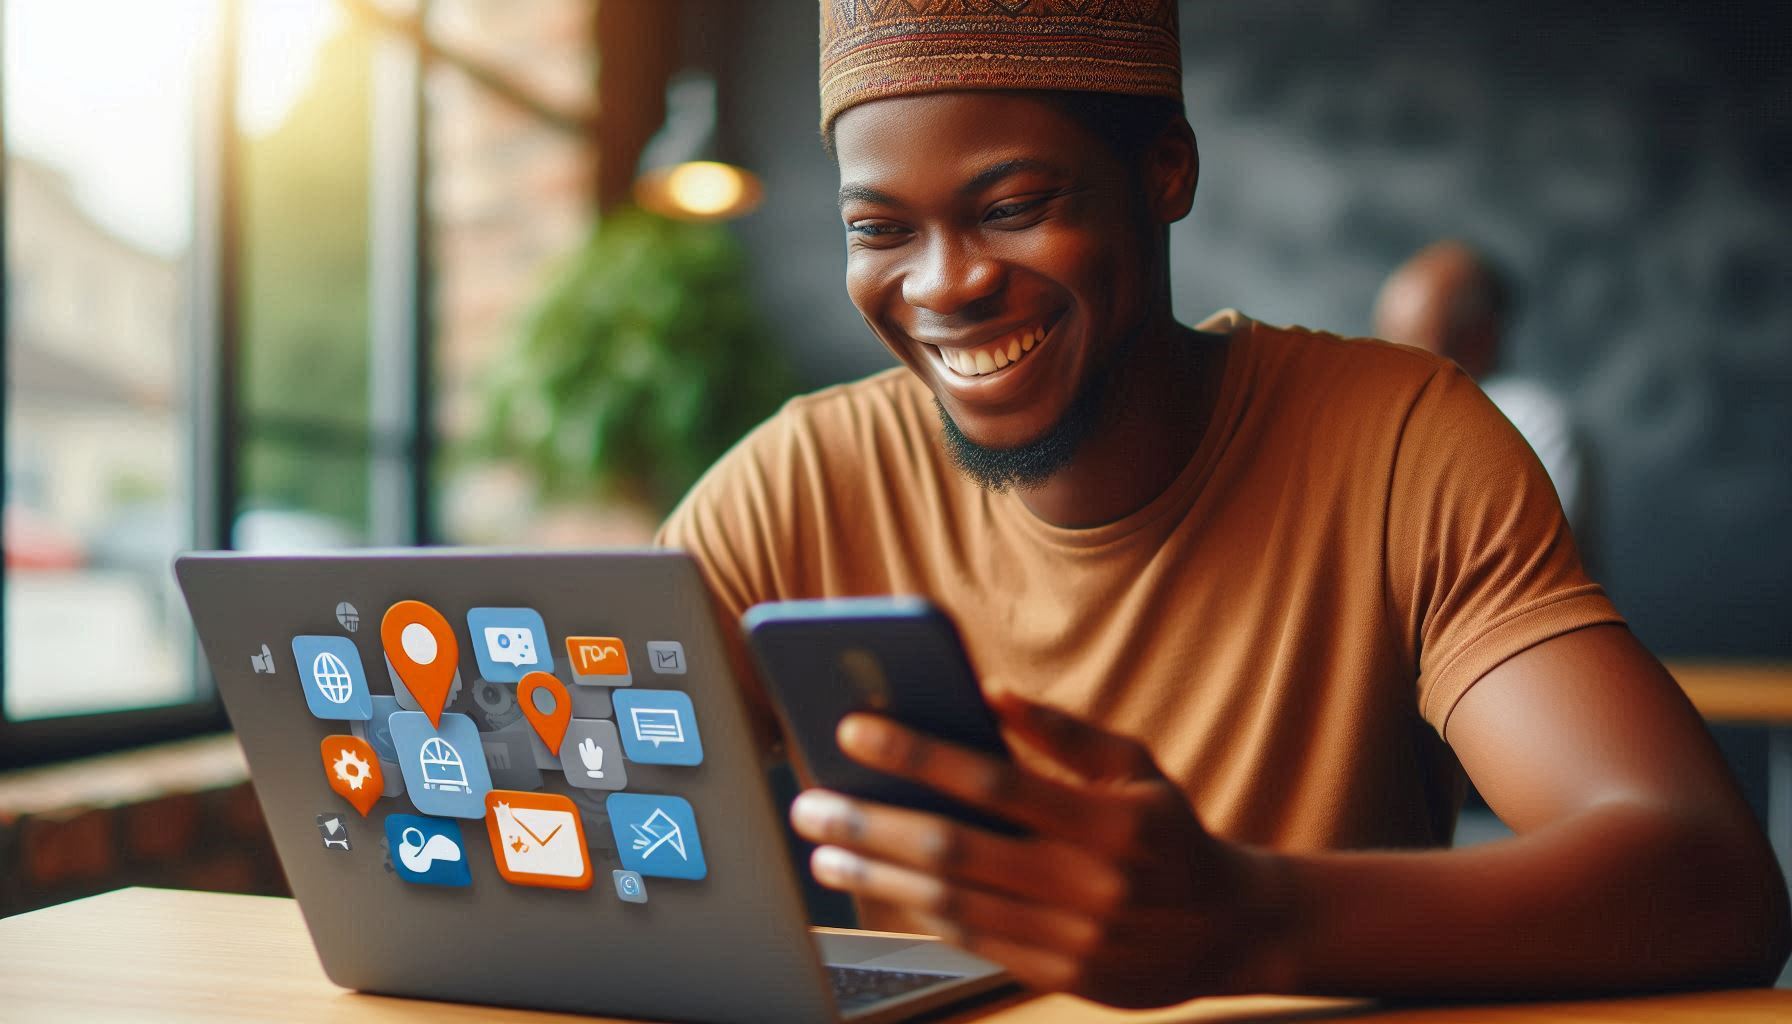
[1668, 661, 1792, 889]
[1, 888, 1786, 1023]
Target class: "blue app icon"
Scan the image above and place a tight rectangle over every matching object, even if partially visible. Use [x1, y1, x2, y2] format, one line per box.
[607, 793, 707, 880]
[290, 636, 372, 721]
[364, 695, 402, 763]
[388, 712, 493, 819]
[385, 814, 471, 887]
[349, 695, 406, 798]
[613, 689, 703, 766]
[466, 607, 552, 683]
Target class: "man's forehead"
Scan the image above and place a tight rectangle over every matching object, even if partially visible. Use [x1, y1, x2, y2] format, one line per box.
[838, 156, 1074, 209]
[833, 93, 1089, 202]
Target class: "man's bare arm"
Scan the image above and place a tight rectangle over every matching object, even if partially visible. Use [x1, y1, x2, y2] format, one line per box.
[1265, 623, 1788, 996]
[790, 625, 1788, 1003]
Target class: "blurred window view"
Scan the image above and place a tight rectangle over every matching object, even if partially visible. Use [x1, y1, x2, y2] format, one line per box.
[1, 0, 600, 745]
[2, 0, 209, 720]
[236, 0, 376, 548]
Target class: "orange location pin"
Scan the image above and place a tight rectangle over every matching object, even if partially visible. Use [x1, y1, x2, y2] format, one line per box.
[321, 735, 384, 816]
[381, 599, 459, 727]
[518, 670, 572, 753]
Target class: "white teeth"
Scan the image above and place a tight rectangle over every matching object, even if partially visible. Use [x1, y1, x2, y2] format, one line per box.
[939, 321, 1052, 376]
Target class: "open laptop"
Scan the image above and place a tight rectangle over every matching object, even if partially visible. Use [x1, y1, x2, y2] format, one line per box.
[175, 549, 1009, 1024]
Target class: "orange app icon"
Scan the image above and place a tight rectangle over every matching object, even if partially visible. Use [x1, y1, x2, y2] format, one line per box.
[565, 636, 631, 683]
[321, 735, 383, 817]
[484, 790, 592, 890]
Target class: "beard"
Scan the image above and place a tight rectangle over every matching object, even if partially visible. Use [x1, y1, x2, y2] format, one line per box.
[933, 319, 1142, 493]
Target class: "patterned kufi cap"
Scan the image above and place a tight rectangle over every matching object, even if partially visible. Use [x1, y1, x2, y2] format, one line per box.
[819, 0, 1182, 136]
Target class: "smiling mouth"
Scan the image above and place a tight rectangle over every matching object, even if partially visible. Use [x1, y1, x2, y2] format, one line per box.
[928, 313, 1063, 379]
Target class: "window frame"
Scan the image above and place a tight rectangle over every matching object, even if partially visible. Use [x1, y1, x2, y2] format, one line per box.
[0, 0, 434, 769]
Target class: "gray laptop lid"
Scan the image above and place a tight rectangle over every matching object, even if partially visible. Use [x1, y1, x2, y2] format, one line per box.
[176, 549, 841, 1024]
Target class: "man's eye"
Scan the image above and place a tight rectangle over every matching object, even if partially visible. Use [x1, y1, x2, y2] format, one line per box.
[987, 198, 1045, 221]
[846, 221, 902, 237]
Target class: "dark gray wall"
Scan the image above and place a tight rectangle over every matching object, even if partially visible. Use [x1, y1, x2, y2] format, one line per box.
[707, 1, 1790, 658]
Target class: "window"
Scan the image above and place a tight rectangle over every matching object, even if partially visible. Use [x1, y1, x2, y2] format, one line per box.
[1, 0, 599, 768]
[2, 0, 210, 731]
[236, 0, 383, 548]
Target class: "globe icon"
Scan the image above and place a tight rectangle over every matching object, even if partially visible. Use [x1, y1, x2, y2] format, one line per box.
[311, 651, 356, 705]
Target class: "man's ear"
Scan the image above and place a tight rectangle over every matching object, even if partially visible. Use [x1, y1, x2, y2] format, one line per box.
[1145, 116, 1199, 224]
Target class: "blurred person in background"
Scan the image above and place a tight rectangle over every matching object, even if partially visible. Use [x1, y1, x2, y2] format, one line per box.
[659, 0, 1786, 1005]
[1374, 240, 1587, 534]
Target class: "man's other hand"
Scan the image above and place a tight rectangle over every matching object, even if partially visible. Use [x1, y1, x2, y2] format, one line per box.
[789, 695, 1284, 1007]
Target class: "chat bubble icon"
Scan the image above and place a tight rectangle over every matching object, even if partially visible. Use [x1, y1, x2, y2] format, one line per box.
[484, 626, 537, 668]
[629, 707, 685, 747]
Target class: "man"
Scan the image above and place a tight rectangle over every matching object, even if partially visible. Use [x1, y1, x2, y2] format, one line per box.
[657, 1, 1787, 1006]
[1374, 241, 1587, 533]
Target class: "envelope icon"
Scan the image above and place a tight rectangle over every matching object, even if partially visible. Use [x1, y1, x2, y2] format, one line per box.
[483, 790, 593, 890]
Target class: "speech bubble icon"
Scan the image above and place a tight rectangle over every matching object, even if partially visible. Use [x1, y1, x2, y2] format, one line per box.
[629, 707, 685, 747]
[321, 734, 384, 816]
[484, 627, 537, 668]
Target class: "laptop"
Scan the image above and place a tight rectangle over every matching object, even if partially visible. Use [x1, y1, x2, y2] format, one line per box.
[175, 548, 1010, 1024]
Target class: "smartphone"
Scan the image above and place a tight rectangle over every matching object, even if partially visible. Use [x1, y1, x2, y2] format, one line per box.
[742, 596, 1024, 836]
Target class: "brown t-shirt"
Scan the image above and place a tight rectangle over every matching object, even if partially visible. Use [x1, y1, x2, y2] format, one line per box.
[656, 310, 1622, 851]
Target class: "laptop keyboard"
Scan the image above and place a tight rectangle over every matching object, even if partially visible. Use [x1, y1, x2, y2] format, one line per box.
[828, 965, 961, 1011]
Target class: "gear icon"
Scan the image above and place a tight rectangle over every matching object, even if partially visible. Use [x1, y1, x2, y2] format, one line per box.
[333, 748, 373, 791]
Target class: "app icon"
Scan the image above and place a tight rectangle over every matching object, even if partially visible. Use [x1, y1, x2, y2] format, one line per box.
[349, 696, 407, 798]
[336, 601, 360, 633]
[316, 813, 352, 851]
[381, 600, 460, 727]
[613, 869, 648, 903]
[466, 607, 551, 683]
[386, 814, 471, 887]
[646, 641, 686, 675]
[321, 735, 384, 816]
[613, 689, 703, 766]
[389, 712, 493, 819]
[566, 636, 632, 686]
[291, 636, 372, 720]
[561, 718, 627, 792]
[349, 696, 401, 762]
[388, 655, 463, 715]
[485, 790, 593, 890]
[607, 792, 707, 880]
[250, 644, 276, 675]
[519, 671, 573, 753]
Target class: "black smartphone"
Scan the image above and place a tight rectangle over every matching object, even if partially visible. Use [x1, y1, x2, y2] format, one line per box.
[742, 596, 1024, 836]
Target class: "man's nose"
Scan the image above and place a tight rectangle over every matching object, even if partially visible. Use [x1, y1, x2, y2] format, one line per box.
[901, 233, 1002, 316]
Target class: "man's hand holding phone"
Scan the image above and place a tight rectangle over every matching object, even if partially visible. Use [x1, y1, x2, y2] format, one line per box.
[789, 692, 1287, 1007]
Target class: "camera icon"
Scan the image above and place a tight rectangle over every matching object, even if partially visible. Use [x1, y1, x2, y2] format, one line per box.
[613, 869, 648, 904]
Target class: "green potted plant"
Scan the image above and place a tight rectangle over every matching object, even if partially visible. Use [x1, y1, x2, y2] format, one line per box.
[481, 206, 795, 535]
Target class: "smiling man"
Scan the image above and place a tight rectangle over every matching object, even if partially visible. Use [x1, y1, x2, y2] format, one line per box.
[655, 0, 1788, 1005]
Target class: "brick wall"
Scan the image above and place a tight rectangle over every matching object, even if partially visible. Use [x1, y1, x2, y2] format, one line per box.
[427, 0, 605, 544]
[0, 737, 283, 917]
